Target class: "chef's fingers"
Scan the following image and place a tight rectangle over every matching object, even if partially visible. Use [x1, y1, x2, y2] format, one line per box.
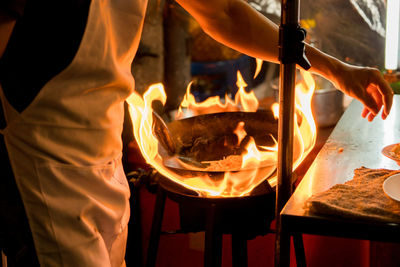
[361, 107, 369, 118]
[371, 72, 393, 118]
[361, 107, 376, 121]
[367, 112, 375, 122]
[367, 83, 392, 120]
[382, 85, 394, 119]
[361, 94, 379, 116]
[375, 86, 393, 119]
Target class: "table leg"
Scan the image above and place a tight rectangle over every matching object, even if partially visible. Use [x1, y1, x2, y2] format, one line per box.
[293, 234, 306, 267]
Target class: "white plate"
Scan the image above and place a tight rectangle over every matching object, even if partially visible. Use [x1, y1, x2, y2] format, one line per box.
[383, 173, 400, 202]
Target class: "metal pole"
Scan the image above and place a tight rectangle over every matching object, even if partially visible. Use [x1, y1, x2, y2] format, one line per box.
[275, 0, 300, 266]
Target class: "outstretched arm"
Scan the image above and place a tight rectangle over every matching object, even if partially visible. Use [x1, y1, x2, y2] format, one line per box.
[0, 11, 16, 58]
[0, 0, 26, 58]
[176, 0, 393, 121]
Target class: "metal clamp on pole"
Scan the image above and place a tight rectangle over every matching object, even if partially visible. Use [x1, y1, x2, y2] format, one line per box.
[278, 24, 311, 70]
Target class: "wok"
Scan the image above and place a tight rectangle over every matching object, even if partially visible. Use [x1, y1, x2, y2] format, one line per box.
[163, 110, 279, 171]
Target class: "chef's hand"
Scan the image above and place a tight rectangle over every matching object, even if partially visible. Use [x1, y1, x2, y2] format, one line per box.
[332, 63, 393, 121]
[306, 45, 394, 121]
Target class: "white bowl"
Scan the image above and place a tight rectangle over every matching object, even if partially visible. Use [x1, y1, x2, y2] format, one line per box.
[383, 173, 400, 202]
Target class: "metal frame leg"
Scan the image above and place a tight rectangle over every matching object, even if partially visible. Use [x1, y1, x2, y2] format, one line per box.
[204, 204, 222, 267]
[146, 186, 167, 267]
[276, 223, 290, 267]
[126, 181, 143, 267]
[232, 234, 248, 267]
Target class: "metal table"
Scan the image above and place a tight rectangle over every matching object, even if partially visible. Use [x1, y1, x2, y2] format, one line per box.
[280, 95, 400, 266]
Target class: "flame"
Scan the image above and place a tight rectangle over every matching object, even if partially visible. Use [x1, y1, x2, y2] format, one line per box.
[127, 70, 317, 197]
[254, 58, 263, 79]
[176, 82, 239, 119]
[176, 71, 258, 119]
[292, 70, 317, 169]
[233, 121, 246, 145]
[271, 103, 279, 119]
[234, 71, 259, 112]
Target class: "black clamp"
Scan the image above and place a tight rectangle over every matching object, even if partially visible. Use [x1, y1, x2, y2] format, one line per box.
[278, 24, 311, 70]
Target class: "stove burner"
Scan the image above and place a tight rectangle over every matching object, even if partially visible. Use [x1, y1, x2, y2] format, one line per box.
[144, 173, 276, 267]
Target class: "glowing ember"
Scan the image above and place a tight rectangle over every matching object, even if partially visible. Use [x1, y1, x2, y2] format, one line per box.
[127, 69, 317, 197]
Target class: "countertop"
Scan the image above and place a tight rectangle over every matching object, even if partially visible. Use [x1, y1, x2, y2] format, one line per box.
[281, 95, 400, 241]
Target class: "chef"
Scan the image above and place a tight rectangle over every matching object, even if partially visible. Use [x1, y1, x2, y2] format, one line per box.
[0, 0, 393, 266]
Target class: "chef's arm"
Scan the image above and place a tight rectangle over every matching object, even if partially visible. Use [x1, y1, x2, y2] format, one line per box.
[0, 11, 15, 58]
[175, 0, 393, 120]
[0, 0, 26, 58]
[175, 0, 280, 63]
[174, 0, 337, 71]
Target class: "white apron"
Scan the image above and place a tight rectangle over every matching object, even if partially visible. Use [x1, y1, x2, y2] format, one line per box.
[0, 0, 148, 266]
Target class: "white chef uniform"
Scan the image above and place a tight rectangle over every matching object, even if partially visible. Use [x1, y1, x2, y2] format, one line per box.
[0, 0, 148, 265]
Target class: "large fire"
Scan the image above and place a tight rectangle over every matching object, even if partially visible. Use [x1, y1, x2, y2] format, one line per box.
[126, 68, 317, 197]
